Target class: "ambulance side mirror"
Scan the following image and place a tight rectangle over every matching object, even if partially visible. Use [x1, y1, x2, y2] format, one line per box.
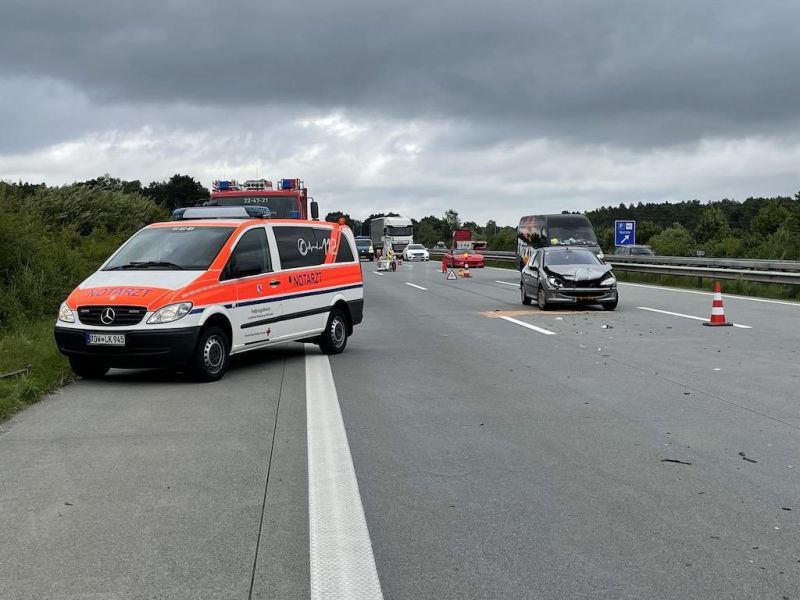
[310, 200, 319, 220]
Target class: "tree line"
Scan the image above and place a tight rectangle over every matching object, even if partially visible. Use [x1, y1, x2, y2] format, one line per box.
[585, 194, 800, 259]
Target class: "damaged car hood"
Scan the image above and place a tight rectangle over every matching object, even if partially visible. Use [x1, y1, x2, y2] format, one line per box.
[545, 264, 611, 281]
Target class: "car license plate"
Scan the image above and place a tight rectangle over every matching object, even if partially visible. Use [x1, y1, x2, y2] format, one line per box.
[85, 333, 125, 346]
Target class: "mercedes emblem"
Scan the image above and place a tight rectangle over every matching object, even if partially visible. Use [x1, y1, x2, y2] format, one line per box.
[100, 307, 116, 325]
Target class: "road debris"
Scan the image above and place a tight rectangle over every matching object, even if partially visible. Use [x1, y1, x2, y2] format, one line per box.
[661, 459, 692, 465]
[738, 452, 758, 463]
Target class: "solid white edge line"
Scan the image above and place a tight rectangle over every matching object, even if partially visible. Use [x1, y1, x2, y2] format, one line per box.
[620, 281, 800, 308]
[371, 271, 384, 276]
[495, 280, 519, 287]
[305, 345, 384, 600]
[500, 315, 557, 335]
[404, 282, 428, 291]
[636, 306, 752, 329]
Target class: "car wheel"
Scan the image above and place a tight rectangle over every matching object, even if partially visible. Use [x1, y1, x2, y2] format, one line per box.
[190, 326, 229, 382]
[69, 357, 109, 379]
[319, 308, 348, 355]
[521, 282, 532, 305]
[537, 285, 549, 310]
[602, 298, 619, 311]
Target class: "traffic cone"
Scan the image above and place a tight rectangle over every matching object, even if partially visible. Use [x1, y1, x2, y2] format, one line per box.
[442, 257, 447, 273]
[463, 262, 471, 278]
[703, 282, 733, 326]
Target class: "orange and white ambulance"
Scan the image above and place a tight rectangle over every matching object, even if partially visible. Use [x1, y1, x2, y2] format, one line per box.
[54, 206, 364, 381]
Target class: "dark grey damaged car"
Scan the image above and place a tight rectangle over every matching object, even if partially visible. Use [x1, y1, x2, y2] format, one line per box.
[520, 247, 618, 310]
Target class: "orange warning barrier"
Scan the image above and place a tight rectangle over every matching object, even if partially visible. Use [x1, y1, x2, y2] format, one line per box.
[703, 282, 733, 327]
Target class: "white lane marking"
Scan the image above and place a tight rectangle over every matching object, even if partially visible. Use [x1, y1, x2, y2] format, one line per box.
[620, 282, 800, 308]
[637, 306, 753, 329]
[500, 316, 557, 335]
[371, 271, 384, 276]
[484, 265, 516, 271]
[495, 280, 519, 287]
[404, 282, 428, 291]
[305, 346, 384, 600]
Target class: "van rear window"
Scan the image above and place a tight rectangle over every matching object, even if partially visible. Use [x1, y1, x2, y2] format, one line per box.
[274, 226, 332, 269]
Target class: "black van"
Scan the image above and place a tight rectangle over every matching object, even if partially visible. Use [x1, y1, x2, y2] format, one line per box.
[355, 236, 375, 261]
[516, 214, 602, 269]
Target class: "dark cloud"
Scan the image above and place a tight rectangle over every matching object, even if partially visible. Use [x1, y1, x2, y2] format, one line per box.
[3, 0, 800, 148]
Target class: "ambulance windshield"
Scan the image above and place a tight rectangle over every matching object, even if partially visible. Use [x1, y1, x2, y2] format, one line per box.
[104, 226, 234, 271]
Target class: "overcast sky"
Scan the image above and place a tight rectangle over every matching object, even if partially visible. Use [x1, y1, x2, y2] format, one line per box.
[2, 0, 799, 225]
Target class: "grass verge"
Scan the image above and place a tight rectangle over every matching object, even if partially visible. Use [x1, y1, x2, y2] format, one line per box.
[0, 319, 73, 422]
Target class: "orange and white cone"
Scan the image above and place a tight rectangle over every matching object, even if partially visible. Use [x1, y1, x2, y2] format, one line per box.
[442, 257, 447, 273]
[703, 282, 733, 327]
[463, 262, 471, 278]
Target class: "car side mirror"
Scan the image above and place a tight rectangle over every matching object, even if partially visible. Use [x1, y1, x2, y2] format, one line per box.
[310, 200, 319, 220]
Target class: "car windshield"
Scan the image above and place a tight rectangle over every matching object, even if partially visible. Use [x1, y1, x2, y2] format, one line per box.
[104, 226, 234, 270]
[544, 250, 601, 266]
[454, 249, 475, 255]
[548, 224, 598, 246]
[212, 195, 301, 218]
[631, 247, 654, 255]
[408, 244, 425, 250]
[355, 239, 371, 247]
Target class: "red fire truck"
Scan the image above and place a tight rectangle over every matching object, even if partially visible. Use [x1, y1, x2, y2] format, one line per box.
[208, 178, 319, 220]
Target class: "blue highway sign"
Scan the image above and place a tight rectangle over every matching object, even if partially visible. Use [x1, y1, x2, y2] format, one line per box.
[615, 220, 636, 246]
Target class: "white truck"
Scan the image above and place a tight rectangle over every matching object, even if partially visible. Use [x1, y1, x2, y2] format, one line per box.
[370, 216, 414, 254]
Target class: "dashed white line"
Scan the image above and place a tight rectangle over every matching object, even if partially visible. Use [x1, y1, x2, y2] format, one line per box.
[495, 280, 519, 287]
[621, 282, 800, 307]
[305, 346, 384, 600]
[404, 282, 428, 291]
[637, 306, 752, 329]
[371, 271, 384, 276]
[500, 316, 557, 335]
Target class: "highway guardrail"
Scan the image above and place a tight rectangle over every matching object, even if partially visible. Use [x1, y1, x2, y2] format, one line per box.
[426, 249, 800, 286]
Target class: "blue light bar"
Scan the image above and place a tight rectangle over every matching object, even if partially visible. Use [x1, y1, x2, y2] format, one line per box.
[244, 206, 272, 218]
[288, 210, 300, 219]
[174, 206, 271, 220]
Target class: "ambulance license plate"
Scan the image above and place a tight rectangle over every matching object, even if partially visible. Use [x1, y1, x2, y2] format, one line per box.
[86, 333, 125, 346]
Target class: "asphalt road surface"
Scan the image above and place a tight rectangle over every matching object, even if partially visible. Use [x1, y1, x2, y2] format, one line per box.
[1, 261, 798, 599]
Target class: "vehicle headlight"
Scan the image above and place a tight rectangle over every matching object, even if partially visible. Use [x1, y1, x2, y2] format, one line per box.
[601, 275, 617, 286]
[547, 276, 563, 288]
[58, 302, 75, 323]
[147, 302, 193, 324]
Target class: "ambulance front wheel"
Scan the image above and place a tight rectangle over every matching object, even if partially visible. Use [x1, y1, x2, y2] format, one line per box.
[319, 308, 348, 355]
[190, 326, 230, 382]
[69, 357, 109, 379]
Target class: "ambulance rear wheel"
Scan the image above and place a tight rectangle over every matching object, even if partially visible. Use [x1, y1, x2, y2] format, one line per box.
[190, 326, 230, 382]
[69, 357, 109, 379]
[319, 309, 348, 355]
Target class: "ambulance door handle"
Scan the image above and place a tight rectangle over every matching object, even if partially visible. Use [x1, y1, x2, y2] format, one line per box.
[269, 280, 281, 287]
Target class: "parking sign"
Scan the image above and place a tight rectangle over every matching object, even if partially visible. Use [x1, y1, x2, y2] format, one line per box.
[615, 220, 636, 246]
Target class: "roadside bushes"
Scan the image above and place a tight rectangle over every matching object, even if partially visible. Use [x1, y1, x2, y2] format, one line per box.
[0, 182, 166, 329]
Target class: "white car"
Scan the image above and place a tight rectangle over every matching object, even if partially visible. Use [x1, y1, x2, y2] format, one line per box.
[402, 244, 430, 261]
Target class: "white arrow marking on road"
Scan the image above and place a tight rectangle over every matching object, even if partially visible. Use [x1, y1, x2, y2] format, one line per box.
[500, 316, 557, 335]
[404, 282, 428, 291]
[305, 346, 384, 600]
[637, 306, 752, 329]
